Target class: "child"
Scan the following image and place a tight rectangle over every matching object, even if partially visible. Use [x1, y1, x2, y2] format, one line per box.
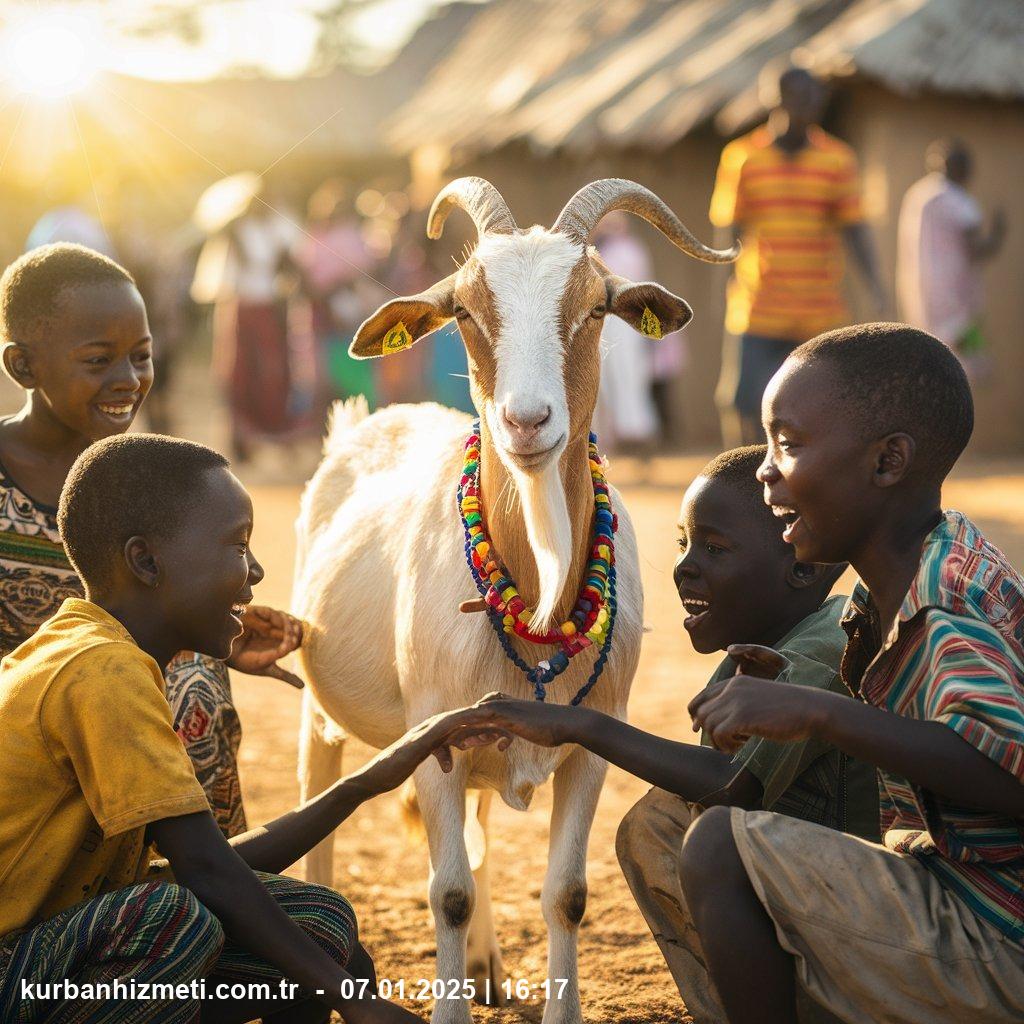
[470, 445, 878, 1023]
[0, 242, 297, 836]
[683, 324, 1024, 1023]
[0, 433, 506, 1023]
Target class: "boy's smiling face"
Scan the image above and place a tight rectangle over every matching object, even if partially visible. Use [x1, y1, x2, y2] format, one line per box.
[673, 474, 810, 654]
[759, 359, 882, 564]
[149, 466, 264, 660]
[10, 280, 153, 441]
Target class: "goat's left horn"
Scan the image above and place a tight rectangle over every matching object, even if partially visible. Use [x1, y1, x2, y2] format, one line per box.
[427, 177, 518, 240]
[553, 178, 739, 263]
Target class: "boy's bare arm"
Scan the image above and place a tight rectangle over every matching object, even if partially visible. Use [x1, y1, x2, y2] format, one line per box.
[149, 812, 421, 1024]
[226, 704, 510, 874]
[690, 675, 1024, 816]
[474, 698, 763, 808]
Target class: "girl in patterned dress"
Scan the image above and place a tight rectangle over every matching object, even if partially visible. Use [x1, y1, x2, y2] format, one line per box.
[0, 242, 303, 837]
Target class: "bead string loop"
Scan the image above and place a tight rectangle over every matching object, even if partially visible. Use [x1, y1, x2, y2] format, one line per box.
[457, 423, 617, 703]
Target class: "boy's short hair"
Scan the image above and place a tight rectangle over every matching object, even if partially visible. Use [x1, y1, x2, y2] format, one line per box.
[792, 323, 973, 482]
[0, 243, 135, 347]
[58, 434, 229, 590]
[698, 445, 779, 540]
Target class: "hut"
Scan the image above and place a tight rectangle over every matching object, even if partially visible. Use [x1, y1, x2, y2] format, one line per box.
[387, 0, 1024, 453]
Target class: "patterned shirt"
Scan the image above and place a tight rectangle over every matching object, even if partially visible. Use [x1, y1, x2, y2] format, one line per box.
[709, 125, 864, 342]
[0, 461, 247, 837]
[840, 511, 1024, 945]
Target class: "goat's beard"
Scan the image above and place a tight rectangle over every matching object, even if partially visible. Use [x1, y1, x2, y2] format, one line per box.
[515, 462, 573, 632]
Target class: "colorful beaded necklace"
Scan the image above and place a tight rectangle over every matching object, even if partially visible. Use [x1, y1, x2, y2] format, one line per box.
[457, 424, 617, 704]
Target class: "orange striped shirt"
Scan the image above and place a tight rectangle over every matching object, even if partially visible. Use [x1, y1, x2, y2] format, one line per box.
[710, 126, 864, 341]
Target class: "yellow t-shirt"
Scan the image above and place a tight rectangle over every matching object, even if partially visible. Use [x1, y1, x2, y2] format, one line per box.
[0, 599, 210, 939]
[709, 125, 865, 341]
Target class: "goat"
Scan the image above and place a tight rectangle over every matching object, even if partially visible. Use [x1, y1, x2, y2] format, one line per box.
[293, 177, 737, 1024]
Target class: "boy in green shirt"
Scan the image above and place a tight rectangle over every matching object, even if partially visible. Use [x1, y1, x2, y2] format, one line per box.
[475, 445, 878, 1022]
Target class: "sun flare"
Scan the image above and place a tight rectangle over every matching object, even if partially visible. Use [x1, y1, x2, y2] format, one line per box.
[3, 15, 101, 98]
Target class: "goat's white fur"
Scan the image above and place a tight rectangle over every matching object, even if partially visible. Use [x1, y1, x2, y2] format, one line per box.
[295, 236, 643, 1024]
[478, 229, 581, 628]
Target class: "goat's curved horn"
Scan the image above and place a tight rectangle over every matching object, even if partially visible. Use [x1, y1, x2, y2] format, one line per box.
[554, 178, 738, 262]
[427, 177, 518, 240]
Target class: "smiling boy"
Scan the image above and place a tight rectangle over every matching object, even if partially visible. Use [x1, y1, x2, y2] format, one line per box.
[0, 434, 506, 1023]
[470, 445, 877, 1022]
[0, 243, 299, 836]
[684, 324, 1024, 1023]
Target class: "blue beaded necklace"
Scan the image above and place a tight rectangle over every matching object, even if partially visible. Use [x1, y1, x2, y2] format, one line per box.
[457, 424, 617, 704]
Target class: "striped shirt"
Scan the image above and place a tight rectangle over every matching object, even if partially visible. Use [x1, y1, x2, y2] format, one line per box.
[709, 125, 864, 341]
[840, 511, 1024, 945]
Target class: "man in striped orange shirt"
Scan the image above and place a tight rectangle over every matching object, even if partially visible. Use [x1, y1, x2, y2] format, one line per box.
[710, 68, 886, 445]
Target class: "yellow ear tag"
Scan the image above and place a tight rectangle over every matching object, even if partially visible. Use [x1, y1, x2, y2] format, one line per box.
[382, 322, 413, 355]
[639, 306, 662, 339]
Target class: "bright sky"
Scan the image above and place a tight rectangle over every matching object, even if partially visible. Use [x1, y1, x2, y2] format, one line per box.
[0, 0, 439, 83]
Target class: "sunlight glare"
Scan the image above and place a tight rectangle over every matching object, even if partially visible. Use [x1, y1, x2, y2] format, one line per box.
[4, 15, 101, 98]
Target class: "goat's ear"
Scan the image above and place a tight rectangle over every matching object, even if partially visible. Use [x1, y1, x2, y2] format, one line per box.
[350, 277, 456, 359]
[606, 277, 693, 340]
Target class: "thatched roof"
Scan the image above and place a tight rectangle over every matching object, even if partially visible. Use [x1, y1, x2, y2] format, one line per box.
[386, 0, 1024, 156]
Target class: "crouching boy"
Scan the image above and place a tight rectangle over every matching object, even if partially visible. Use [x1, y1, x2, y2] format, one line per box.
[684, 324, 1024, 1023]
[474, 445, 879, 1023]
[0, 435, 506, 1024]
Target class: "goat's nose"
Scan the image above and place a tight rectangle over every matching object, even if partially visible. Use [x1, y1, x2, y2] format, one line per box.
[501, 403, 551, 439]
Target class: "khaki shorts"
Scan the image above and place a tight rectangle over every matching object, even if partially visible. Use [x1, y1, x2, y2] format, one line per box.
[731, 807, 1024, 1023]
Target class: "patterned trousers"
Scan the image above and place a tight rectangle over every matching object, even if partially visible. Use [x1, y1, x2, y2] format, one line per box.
[0, 872, 356, 1023]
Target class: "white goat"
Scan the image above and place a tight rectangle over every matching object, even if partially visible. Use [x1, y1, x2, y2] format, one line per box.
[293, 178, 736, 1024]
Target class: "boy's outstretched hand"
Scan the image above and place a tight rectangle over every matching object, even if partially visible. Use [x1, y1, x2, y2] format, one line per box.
[472, 692, 573, 747]
[227, 604, 305, 688]
[347, 698, 515, 797]
[689, 645, 827, 753]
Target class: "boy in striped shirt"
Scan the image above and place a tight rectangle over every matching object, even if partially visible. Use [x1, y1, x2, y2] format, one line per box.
[683, 323, 1024, 1022]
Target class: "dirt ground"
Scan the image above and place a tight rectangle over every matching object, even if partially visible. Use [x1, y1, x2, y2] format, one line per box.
[231, 453, 1024, 1024]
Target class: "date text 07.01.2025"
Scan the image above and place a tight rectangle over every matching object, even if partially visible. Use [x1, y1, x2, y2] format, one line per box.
[329, 978, 571, 1002]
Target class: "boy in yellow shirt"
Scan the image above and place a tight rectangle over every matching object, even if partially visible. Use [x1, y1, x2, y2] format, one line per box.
[0, 434, 506, 1024]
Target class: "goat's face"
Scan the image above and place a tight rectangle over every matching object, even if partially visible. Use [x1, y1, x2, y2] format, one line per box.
[351, 177, 737, 626]
[454, 228, 605, 474]
[352, 229, 698, 475]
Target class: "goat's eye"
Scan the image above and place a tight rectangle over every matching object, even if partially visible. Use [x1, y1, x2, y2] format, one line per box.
[590, 303, 607, 319]
[453, 304, 470, 320]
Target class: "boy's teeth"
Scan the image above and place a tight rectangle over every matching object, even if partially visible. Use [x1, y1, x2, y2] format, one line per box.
[99, 403, 133, 414]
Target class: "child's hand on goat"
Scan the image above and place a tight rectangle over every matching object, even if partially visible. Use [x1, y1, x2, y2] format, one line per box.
[468, 692, 573, 748]
[226, 604, 305, 689]
[348, 703, 515, 795]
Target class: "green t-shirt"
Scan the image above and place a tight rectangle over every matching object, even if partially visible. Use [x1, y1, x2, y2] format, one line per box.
[702, 595, 880, 841]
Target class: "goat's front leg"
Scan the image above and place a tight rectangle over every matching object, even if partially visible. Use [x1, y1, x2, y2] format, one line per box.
[414, 754, 475, 1024]
[540, 745, 607, 1024]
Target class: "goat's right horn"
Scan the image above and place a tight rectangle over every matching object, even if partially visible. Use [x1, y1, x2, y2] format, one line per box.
[427, 177, 518, 240]
[554, 178, 738, 263]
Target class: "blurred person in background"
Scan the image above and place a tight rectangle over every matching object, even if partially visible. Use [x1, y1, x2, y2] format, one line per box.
[293, 178, 378, 424]
[26, 183, 116, 260]
[593, 212, 663, 453]
[710, 67, 887, 446]
[117, 195, 197, 436]
[898, 138, 1007, 384]
[192, 185, 302, 463]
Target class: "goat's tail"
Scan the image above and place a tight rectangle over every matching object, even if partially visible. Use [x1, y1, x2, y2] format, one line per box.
[323, 395, 371, 455]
